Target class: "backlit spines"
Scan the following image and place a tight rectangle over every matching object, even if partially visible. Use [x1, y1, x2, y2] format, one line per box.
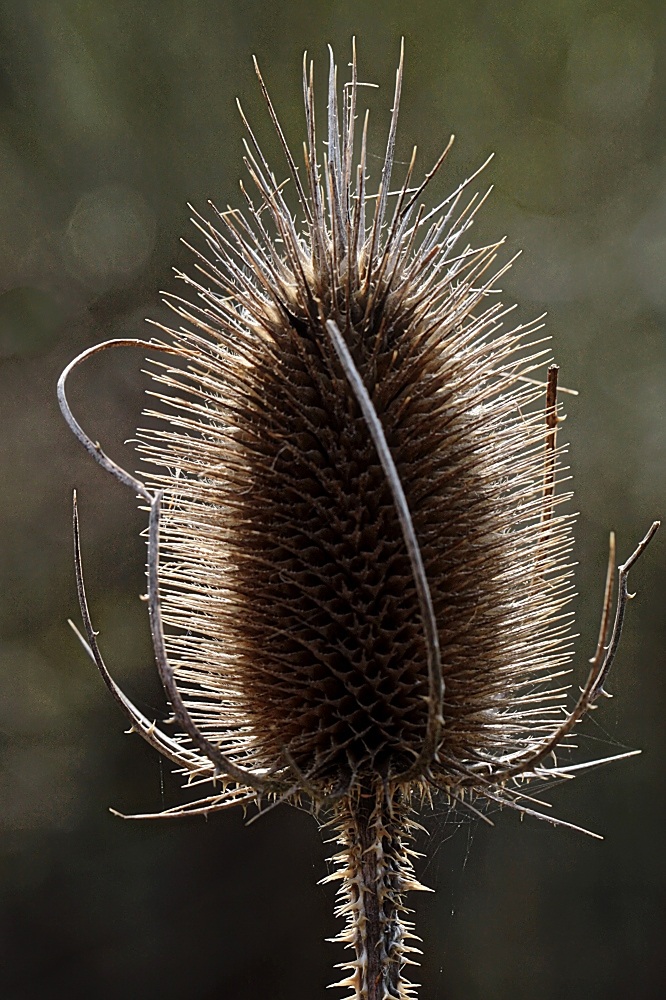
[58, 42, 659, 1000]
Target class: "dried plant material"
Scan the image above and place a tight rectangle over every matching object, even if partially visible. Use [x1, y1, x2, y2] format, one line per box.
[58, 41, 658, 1000]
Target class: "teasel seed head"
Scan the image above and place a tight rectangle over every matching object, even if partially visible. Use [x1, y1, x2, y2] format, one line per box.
[59, 40, 658, 1000]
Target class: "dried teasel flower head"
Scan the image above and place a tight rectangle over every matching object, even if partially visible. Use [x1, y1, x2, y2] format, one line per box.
[59, 41, 658, 1000]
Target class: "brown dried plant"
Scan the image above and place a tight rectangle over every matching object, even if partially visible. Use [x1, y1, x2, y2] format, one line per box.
[58, 43, 658, 1000]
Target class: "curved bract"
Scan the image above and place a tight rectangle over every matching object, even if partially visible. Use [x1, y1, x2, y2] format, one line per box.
[59, 41, 658, 1000]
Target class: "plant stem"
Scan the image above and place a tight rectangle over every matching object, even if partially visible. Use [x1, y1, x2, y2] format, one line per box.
[328, 780, 427, 999]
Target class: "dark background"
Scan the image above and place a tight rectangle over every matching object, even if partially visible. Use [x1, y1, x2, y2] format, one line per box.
[0, 2, 664, 998]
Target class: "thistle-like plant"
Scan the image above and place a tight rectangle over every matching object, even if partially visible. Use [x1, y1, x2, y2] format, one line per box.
[59, 42, 658, 1000]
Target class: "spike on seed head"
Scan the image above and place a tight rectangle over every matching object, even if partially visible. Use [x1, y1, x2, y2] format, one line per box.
[59, 41, 658, 1000]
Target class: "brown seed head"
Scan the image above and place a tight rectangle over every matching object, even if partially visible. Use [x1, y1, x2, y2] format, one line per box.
[137, 43, 577, 806]
[59, 42, 658, 824]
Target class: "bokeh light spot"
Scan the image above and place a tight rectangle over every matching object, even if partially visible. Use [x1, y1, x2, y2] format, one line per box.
[64, 183, 156, 288]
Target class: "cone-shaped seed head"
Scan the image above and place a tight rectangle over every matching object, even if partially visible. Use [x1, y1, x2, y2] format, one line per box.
[138, 45, 575, 804]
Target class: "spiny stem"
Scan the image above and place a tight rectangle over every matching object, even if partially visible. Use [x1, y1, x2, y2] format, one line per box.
[327, 783, 428, 999]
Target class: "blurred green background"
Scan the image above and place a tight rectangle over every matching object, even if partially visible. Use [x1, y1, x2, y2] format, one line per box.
[0, 1, 664, 997]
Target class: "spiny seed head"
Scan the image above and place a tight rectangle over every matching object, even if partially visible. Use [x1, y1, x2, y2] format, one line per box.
[59, 43, 657, 832]
[135, 42, 577, 808]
